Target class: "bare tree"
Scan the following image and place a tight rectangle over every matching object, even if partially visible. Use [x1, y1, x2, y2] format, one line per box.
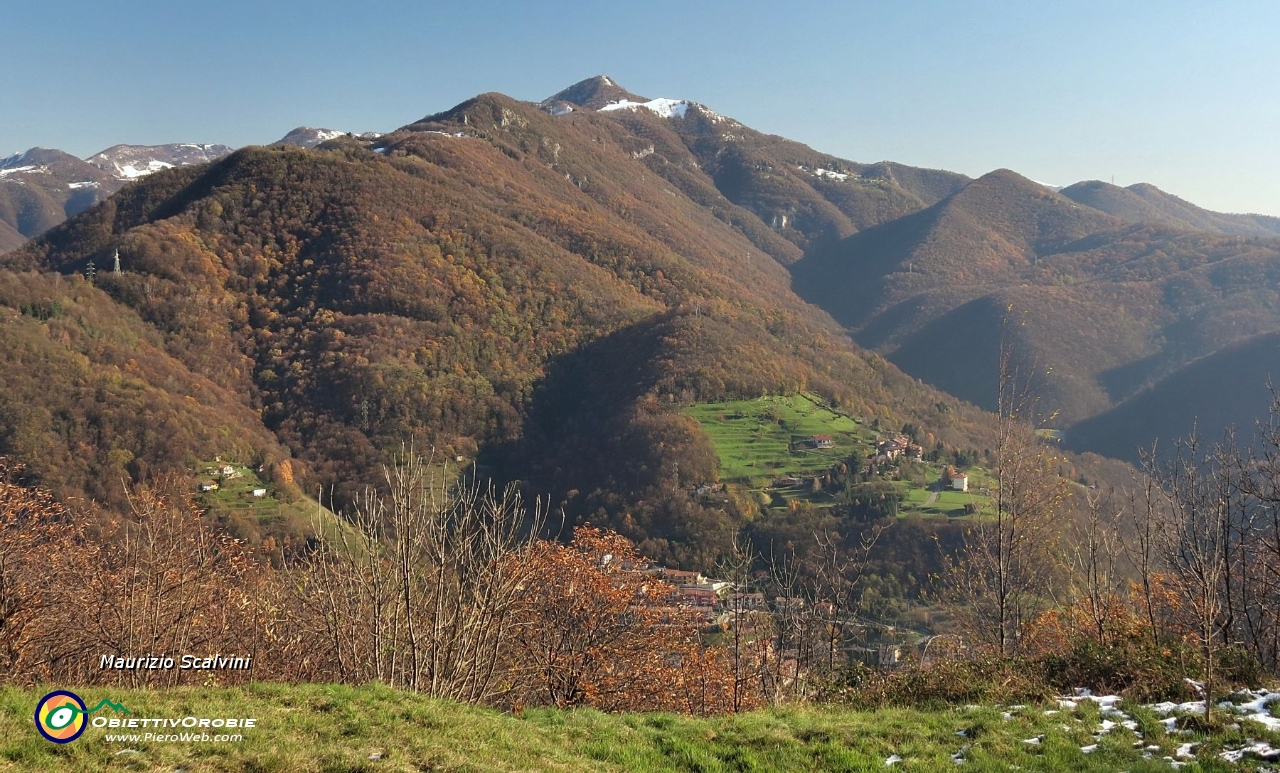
[295, 487, 395, 684]
[947, 325, 1070, 655]
[73, 480, 260, 688]
[1071, 488, 1123, 647]
[808, 525, 881, 686]
[0, 460, 98, 682]
[1233, 387, 1280, 669]
[1122, 444, 1166, 649]
[297, 448, 545, 701]
[763, 551, 807, 704]
[716, 535, 764, 712]
[1146, 432, 1234, 722]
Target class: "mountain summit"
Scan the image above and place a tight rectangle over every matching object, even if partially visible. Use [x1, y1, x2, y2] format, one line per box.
[542, 75, 646, 110]
[272, 127, 383, 149]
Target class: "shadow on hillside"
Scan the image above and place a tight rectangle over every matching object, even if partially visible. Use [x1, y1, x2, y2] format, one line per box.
[884, 297, 1008, 414]
[788, 207, 939, 330]
[479, 313, 672, 529]
[1066, 331, 1280, 463]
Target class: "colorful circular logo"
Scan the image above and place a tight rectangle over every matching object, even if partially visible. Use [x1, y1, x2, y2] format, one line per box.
[35, 690, 87, 743]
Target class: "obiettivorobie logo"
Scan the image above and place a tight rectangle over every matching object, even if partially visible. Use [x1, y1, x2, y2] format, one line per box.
[34, 690, 255, 744]
[34, 691, 131, 743]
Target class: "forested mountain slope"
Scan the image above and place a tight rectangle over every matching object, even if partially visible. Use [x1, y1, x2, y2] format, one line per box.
[3, 83, 1026, 565]
[792, 167, 1280, 457]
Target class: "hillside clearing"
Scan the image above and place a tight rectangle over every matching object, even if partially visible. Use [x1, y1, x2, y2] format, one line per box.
[685, 393, 993, 518]
[684, 393, 867, 486]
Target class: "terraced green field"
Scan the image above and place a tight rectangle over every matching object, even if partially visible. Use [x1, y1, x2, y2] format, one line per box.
[683, 394, 869, 486]
[686, 394, 997, 519]
[194, 460, 358, 549]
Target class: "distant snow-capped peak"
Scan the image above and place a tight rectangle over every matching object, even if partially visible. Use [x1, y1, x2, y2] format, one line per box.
[274, 127, 347, 149]
[273, 127, 383, 149]
[1, 148, 60, 171]
[0, 151, 45, 178]
[87, 143, 234, 181]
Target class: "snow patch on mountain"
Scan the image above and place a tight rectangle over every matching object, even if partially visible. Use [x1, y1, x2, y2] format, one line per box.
[1, 149, 60, 173]
[696, 105, 732, 124]
[275, 127, 382, 149]
[87, 143, 232, 181]
[599, 98, 690, 119]
[0, 165, 45, 178]
[798, 165, 854, 182]
[117, 160, 175, 179]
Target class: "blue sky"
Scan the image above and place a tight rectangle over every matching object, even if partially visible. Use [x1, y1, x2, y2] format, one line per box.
[5, 0, 1278, 214]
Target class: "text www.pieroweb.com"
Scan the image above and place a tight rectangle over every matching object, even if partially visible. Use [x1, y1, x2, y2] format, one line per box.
[93, 716, 253, 743]
[104, 731, 243, 743]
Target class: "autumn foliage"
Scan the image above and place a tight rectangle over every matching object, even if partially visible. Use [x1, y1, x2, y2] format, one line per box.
[505, 526, 739, 714]
[0, 462, 278, 687]
[0, 456, 751, 713]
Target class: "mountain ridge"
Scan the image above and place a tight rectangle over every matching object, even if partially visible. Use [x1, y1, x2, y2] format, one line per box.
[790, 157, 1280, 458]
[1060, 179, 1280, 237]
[3, 83, 1062, 565]
[86, 142, 235, 180]
[5, 76, 1274, 257]
[1, 75, 1274, 530]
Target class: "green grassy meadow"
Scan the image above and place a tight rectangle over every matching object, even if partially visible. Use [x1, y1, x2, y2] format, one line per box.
[685, 394, 993, 519]
[683, 394, 868, 486]
[902, 486, 984, 518]
[5, 683, 1275, 772]
[197, 462, 281, 516]
[193, 459, 356, 552]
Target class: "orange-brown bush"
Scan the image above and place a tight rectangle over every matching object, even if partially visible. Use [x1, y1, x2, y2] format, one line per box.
[0, 459, 94, 680]
[0, 463, 278, 687]
[503, 525, 744, 714]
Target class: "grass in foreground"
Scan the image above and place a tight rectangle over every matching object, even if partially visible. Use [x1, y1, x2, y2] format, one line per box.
[4, 683, 1277, 772]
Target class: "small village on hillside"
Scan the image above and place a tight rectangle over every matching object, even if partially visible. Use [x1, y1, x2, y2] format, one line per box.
[685, 393, 990, 519]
